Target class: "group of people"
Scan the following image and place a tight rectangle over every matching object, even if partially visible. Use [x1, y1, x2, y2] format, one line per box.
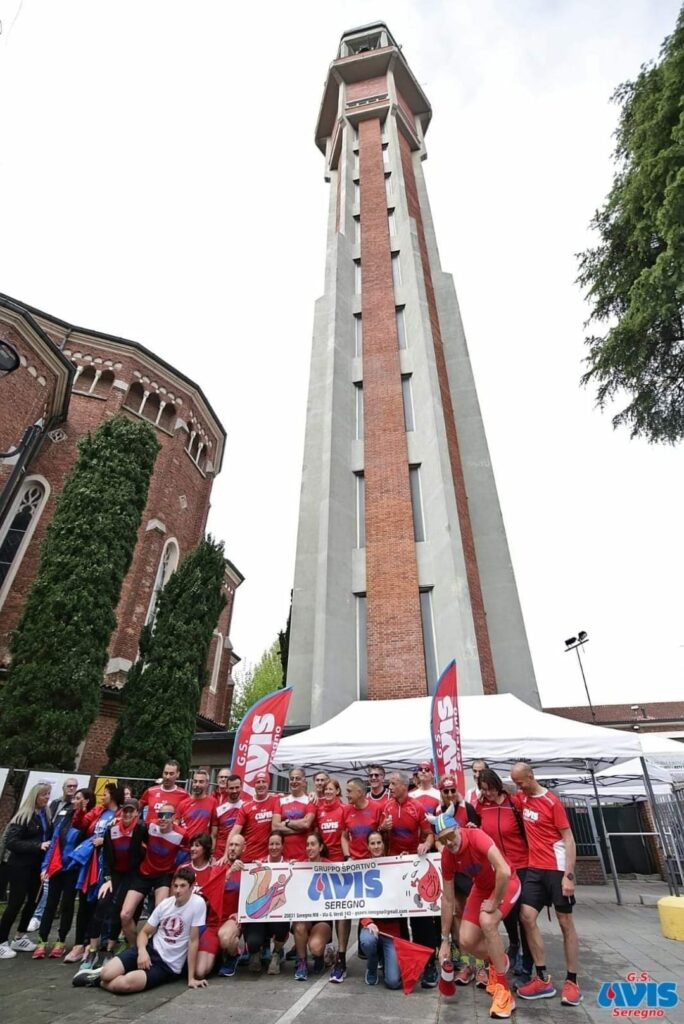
[0, 756, 582, 1017]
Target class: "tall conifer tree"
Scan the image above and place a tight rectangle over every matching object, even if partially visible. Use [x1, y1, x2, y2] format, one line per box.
[0, 415, 159, 769]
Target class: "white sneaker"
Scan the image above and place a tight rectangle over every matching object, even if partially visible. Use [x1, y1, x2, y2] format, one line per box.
[0, 942, 17, 959]
[11, 936, 37, 952]
[27, 917, 41, 933]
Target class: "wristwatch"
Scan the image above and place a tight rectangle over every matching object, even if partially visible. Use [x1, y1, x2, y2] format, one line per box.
[440, 934, 451, 942]
[565, 872, 575, 881]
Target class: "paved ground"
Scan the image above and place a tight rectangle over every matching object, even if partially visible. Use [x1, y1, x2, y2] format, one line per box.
[1, 881, 683, 1024]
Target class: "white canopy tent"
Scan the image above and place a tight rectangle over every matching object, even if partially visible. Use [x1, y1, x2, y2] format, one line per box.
[551, 757, 674, 802]
[274, 693, 641, 775]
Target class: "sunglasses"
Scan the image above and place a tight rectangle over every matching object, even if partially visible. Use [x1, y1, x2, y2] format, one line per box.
[157, 811, 174, 819]
[441, 832, 457, 843]
[369, 773, 383, 778]
[442, 788, 457, 794]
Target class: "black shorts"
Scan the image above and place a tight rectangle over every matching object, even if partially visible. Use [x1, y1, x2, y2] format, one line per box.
[454, 871, 473, 898]
[117, 941, 177, 990]
[128, 871, 172, 897]
[522, 868, 575, 914]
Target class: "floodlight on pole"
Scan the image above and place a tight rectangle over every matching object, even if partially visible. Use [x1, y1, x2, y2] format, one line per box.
[564, 630, 596, 723]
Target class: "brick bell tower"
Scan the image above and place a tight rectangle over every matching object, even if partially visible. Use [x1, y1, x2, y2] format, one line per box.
[287, 24, 539, 727]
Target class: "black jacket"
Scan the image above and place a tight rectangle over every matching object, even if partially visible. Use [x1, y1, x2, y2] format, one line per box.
[5, 812, 51, 866]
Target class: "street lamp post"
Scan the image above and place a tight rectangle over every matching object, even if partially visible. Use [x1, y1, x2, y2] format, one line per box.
[564, 631, 596, 723]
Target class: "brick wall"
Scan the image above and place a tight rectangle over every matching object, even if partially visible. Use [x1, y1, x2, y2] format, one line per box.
[347, 76, 387, 102]
[398, 134, 497, 694]
[79, 697, 120, 774]
[576, 855, 606, 885]
[359, 116, 426, 699]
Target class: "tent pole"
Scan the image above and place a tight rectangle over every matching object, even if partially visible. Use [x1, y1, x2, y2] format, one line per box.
[584, 796, 607, 884]
[640, 757, 679, 896]
[589, 768, 622, 905]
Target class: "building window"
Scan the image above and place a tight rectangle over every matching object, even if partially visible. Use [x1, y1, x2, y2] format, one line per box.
[354, 216, 360, 244]
[409, 465, 425, 542]
[385, 173, 393, 200]
[0, 477, 49, 608]
[355, 472, 365, 548]
[396, 306, 407, 349]
[388, 209, 397, 235]
[355, 383, 364, 440]
[354, 314, 363, 357]
[209, 632, 223, 694]
[391, 252, 402, 287]
[354, 260, 362, 294]
[356, 593, 367, 699]
[402, 375, 415, 432]
[382, 143, 390, 166]
[145, 538, 180, 628]
[420, 588, 439, 694]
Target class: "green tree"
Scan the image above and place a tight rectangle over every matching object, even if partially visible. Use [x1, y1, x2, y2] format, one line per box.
[577, 7, 684, 442]
[0, 415, 159, 769]
[229, 640, 283, 729]
[106, 537, 227, 778]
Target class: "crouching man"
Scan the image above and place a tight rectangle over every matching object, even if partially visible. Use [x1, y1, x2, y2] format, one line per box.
[100, 867, 207, 993]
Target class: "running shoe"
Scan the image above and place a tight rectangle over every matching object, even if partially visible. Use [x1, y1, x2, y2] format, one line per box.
[421, 959, 438, 988]
[455, 963, 474, 985]
[0, 942, 17, 959]
[312, 955, 324, 974]
[72, 969, 103, 988]
[365, 966, 379, 986]
[218, 955, 238, 977]
[475, 964, 489, 989]
[64, 945, 85, 963]
[48, 942, 65, 958]
[267, 955, 281, 976]
[32, 942, 47, 959]
[517, 975, 557, 1000]
[489, 983, 515, 1019]
[11, 935, 37, 952]
[561, 980, 583, 1006]
[294, 958, 309, 981]
[329, 960, 346, 983]
[248, 951, 262, 973]
[27, 917, 41, 933]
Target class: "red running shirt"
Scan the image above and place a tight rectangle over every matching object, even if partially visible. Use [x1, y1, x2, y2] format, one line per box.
[235, 794, 280, 862]
[343, 801, 383, 860]
[139, 785, 188, 825]
[140, 822, 187, 876]
[475, 797, 528, 870]
[214, 798, 244, 858]
[223, 863, 242, 920]
[316, 800, 346, 861]
[278, 794, 314, 860]
[176, 796, 218, 841]
[514, 790, 570, 871]
[441, 827, 503, 893]
[384, 797, 433, 856]
[409, 788, 442, 816]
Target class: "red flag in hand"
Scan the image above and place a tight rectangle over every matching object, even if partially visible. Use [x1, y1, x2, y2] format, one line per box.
[389, 935, 434, 995]
[201, 865, 229, 925]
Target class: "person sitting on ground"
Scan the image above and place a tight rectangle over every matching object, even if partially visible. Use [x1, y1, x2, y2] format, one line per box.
[292, 832, 333, 982]
[216, 833, 246, 978]
[99, 867, 207, 993]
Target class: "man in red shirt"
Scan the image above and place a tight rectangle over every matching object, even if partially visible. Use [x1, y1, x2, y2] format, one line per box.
[510, 762, 581, 1007]
[175, 770, 218, 843]
[409, 761, 442, 816]
[229, 772, 280, 862]
[213, 767, 231, 803]
[271, 768, 315, 860]
[119, 801, 188, 946]
[382, 771, 437, 988]
[366, 765, 389, 810]
[437, 813, 519, 1019]
[212, 774, 244, 860]
[217, 834, 246, 978]
[139, 760, 188, 824]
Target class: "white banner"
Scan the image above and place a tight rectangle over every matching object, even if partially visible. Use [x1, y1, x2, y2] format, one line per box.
[238, 853, 444, 923]
[24, 770, 91, 805]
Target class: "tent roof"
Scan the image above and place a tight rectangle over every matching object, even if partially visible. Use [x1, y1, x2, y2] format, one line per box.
[274, 693, 641, 774]
[551, 756, 674, 802]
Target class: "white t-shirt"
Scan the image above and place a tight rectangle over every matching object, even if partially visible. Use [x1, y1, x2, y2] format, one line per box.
[148, 893, 206, 974]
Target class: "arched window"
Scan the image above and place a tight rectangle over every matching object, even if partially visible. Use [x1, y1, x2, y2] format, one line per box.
[74, 365, 96, 393]
[123, 381, 145, 414]
[158, 402, 176, 431]
[0, 477, 50, 610]
[93, 368, 115, 398]
[145, 538, 179, 628]
[141, 391, 161, 425]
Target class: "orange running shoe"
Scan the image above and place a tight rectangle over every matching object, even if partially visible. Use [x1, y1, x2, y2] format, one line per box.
[490, 983, 516, 1019]
[561, 979, 583, 1005]
[517, 974, 556, 999]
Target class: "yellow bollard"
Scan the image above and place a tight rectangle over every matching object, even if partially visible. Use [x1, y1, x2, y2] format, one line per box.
[657, 896, 684, 941]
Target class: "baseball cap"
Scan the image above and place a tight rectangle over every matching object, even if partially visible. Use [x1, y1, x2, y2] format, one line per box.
[254, 771, 269, 782]
[440, 776, 457, 790]
[122, 798, 139, 810]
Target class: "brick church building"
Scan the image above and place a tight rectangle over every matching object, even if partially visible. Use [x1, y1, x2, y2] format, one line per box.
[0, 293, 242, 772]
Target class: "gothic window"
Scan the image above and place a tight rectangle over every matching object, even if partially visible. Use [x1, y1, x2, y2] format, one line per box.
[123, 380, 145, 414]
[145, 538, 179, 628]
[0, 478, 49, 607]
[93, 368, 115, 397]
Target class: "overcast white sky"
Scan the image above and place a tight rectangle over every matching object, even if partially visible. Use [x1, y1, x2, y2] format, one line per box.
[1, 1, 682, 711]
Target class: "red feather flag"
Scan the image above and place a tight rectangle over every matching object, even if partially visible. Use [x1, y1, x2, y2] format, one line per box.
[389, 935, 435, 995]
[430, 660, 466, 794]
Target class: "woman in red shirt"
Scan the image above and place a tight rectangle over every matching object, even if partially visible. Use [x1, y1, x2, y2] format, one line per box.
[476, 768, 532, 980]
[292, 832, 333, 982]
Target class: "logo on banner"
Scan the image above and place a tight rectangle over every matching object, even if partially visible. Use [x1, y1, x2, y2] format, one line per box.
[308, 868, 383, 907]
[434, 695, 463, 778]
[597, 973, 678, 1016]
[245, 866, 293, 919]
[409, 859, 442, 911]
[231, 688, 292, 798]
